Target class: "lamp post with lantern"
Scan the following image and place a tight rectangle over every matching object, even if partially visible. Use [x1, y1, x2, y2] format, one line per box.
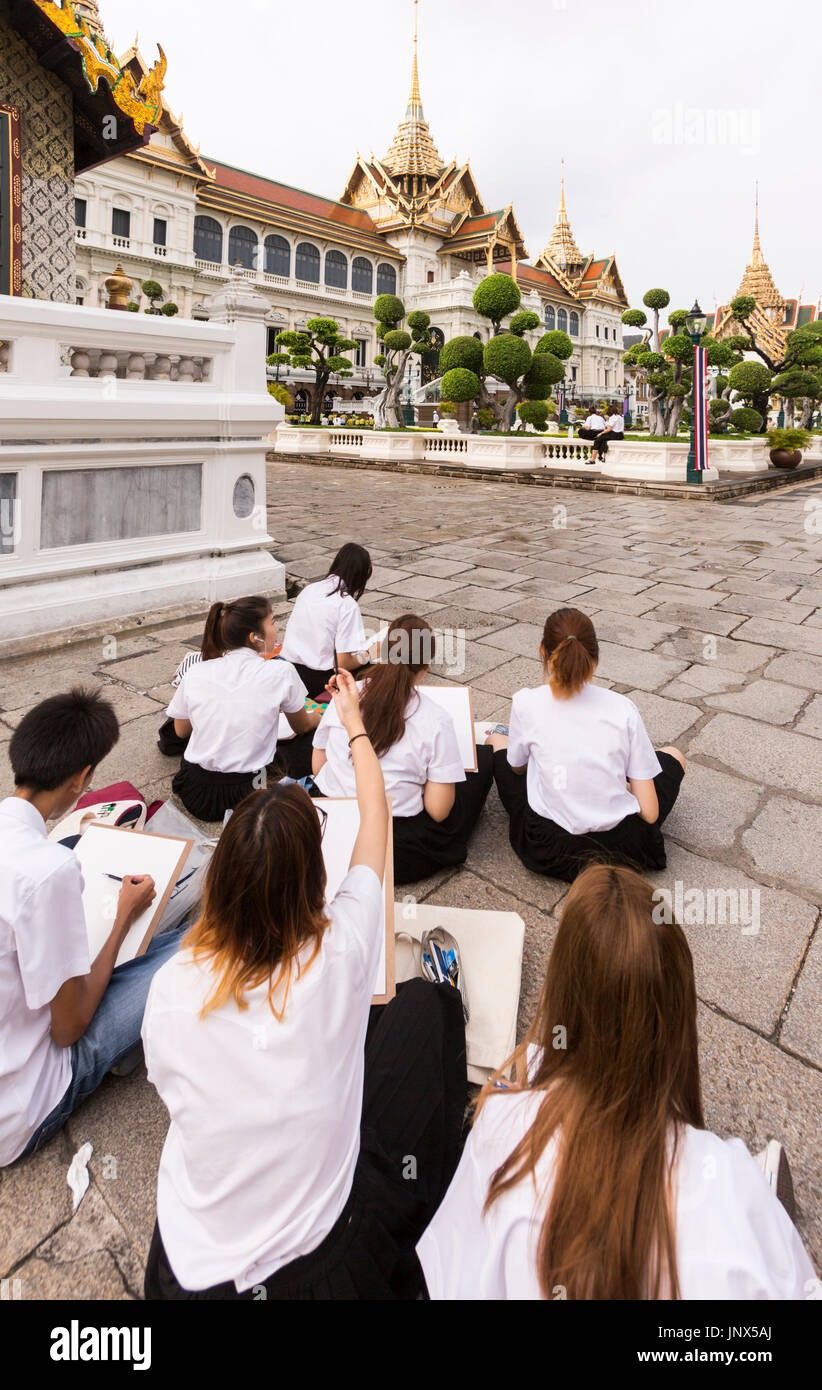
[685, 299, 709, 485]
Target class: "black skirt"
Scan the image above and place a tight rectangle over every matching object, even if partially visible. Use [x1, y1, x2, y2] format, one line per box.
[292, 662, 335, 699]
[158, 718, 190, 759]
[393, 744, 494, 885]
[493, 748, 684, 882]
[172, 734, 316, 822]
[144, 979, 467, 1300]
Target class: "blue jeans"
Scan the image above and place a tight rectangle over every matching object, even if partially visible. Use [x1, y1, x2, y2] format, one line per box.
[19, 924, 186, 1158]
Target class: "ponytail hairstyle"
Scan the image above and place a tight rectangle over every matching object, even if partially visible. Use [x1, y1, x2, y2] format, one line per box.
[326, 543, 372, 602]
[477, 864, 704, 1300]
[358, 614, 435, 757]
[541, 608, 598, 698]
[201, 596, 271, 659]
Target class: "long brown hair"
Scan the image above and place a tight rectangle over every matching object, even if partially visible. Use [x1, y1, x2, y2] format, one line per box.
[185, 785, 329, 1020]
[359, 615, 435, 757]
[541, 607, 598, 698]
[477, 864, 704, 1300]
[201, 596, 271, 660]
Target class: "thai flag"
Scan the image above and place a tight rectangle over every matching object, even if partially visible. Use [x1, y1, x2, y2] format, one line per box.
[693, 346, 709, 471]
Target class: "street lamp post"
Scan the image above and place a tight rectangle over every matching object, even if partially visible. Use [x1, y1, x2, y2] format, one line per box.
[685, 299, 709, 485]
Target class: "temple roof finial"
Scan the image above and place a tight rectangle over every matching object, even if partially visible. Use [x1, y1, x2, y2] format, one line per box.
[542, 162, 583, 272]
[383, 0, 443, 179]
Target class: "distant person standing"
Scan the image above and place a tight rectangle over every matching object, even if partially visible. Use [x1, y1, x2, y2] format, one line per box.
[432, 409, 440, 428]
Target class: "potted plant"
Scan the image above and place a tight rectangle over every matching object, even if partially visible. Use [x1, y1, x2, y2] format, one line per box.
[767, 427, 811, 470]
[437, 401, 461, 435]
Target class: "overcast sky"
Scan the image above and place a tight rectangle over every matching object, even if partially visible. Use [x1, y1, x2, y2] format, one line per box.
[101, 0, 821, 321]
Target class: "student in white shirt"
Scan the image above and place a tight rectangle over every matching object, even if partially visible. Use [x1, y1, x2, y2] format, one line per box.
[577, 406, 607, 463]
[488, 607, 686, 881]
[157, 624, 224, 759]
[143, 669, 467, 1301]
[167, 595, 320, 822]
[280, 544, 373, 699]
[418, 862, 815, 1300]
[312, 615, 494, 885]
[0, 689, 185, 1167]
[590, 403, 626, 461]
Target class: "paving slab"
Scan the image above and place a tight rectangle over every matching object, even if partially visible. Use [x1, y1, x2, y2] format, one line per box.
[742, 797, 822, 900]
[383, 574, 460, 601]
[473, 656, 545, 699]
[595, 642, 688, 691]
[716, 595, 816, 624]
[795, 695, 822, 740]
[704, 679, 810, 726]
[644, 604, 746, 636]
[665, 762, 764, 857]
[13, 1187, 142, 1300]
[781, 928, 822, 1069]
[764, 651, 822, 688]
[463, 790, 569, 916]
[690, 713, 822, 800]
[646, 844, 816, 1033]
[657, 634, 776, 672]
[476, 622, 545, 660]
[733, 616, 822, 657]
[624, 689, 702, 745]
[639, 583, 730, 608]
[589, 610, 682, 652]
[440, 584, 526, 613]
[0, 1131, 74, 1275]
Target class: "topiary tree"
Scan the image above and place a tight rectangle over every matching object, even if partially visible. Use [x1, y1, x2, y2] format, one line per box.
[160, 302, 179, 317]
[439, 333, 503, 424]
[473, 272, 522, 334]
[268, 317, 357, 425]
[440, 368, 480, 408]
[509, 310, 542, 337]
[517, 400, 550, 431]
[709, 396, 732, 432]
[141, 279, 164, 314]
[727, 360, 773, 429]
[621, 291, 673, 434]
[729, 406, 764, 434]
[371, 300, 431, 428]
[484, 333, 564, 430]
[536, 330, 574, 362]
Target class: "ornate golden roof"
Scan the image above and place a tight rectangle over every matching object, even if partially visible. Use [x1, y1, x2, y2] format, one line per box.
[541, 164, 584, 273]
[383, 0, 443, 180]
[735, 188, 786, 311]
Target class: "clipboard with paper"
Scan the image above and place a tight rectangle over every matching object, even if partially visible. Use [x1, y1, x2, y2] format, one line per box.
[74, 823, 193, 969]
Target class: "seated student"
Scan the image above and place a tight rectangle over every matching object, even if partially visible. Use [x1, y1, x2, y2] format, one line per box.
[157, 626, 223, 758]
[591, 403, 625, 461]
[143, 670, 467, 1301]
[0, 689, 186, 1168]
[418, 863, 815, 1300]
[577, 405, 606, 463]
[312, 615, 494, 886]
[167, 595, 320, 822]
[280, 543, 373, 698]
[488, 607, 685, 882]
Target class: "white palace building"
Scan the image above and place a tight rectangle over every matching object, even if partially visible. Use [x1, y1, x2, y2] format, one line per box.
[73, 6, 630, 414]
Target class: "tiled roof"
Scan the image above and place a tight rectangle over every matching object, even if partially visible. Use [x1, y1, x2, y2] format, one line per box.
[445, 210, 506, 247]
[580, 258, 608, 283]
[206, 161, 378, 233]
[496, 260, 569, 298]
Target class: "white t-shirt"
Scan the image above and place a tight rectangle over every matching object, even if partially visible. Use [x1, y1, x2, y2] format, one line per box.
[143, 864, 384, 1292]
[0, 797, 90, 1166]
[584, 413, 605, 430]
[418, 1092, 816, 1300]
[607, 414, 625, 435]
[313, 686, 465, 818]
[166, 648, 306, 774]
[280, 576, 368, 671]
[507, 683, 661, 834]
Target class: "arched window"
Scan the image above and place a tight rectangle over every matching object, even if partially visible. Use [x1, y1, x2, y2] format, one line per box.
[557, 308, 568, 332]
[264, 234, 290, 277]
[295, 389, 309, 411]
[352, 256, 373, 294]
[376, 262, 397, 296]
[228, 225, 258, 271]
[194, 216, 223, 263]
[325, 249, 348, 289]
[569, 311, 580, 337]
[544, 304, 555, 331]
[296, 242, 321, 283]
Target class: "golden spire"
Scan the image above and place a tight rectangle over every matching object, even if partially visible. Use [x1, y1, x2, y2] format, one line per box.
[73, 0, 104, 36]
[736, 185, 785, 310]
[542, 160, 584, 271]
[384, 0, 443, 180]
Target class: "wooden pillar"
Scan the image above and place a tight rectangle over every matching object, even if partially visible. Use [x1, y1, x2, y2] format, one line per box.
[486, 244, 493, 275]
[510, 243, 517, 283]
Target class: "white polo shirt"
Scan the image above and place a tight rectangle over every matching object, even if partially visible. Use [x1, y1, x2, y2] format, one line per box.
[418, 1092, 816, 1299]
[143, 863, 384, 1292]
[166, 648, 307, 774]
[280, 576, 368, 671]
[507, 682, 661, 835]
[607, 414, 625, 435]
[313, 686, 465, 818]
[0, 797, 90, 1166]
[584, 413, 606, 431]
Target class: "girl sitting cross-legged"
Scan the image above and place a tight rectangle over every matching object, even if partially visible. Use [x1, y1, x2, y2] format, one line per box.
[488, 607, 686, 882]
[417, 863, 815, 1300]
[311, 615, 494, 886]
[143, 670, 467, 1301]
[167, 596, 320, 822]
[280, 543, 373, 698]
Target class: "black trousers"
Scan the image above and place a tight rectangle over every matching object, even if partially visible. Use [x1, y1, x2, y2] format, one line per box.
[393, 744, 494, 885]
[493, 748, 684, 882]
[144, 979, 467, 1301]
[171, 734, 316, 821]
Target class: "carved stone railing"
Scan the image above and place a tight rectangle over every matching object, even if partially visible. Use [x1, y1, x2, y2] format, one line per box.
[67, 348, 211, 382]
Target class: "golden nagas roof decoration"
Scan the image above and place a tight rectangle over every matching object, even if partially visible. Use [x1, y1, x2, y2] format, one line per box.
[32, 0, 166, 135]
[383, 0, 443, 180]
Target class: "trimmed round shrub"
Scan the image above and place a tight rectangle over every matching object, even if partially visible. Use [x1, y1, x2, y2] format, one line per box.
[382, 330, 412, 352]
[440, 368, 479, 403]
[667, 309, 688, 330]
[126, 301, 139, 313]
[373, 353, 386, 367]
[709, 397, 731, 417]
[440, 335, 484, 375]
[621, 308, 647, 327]
[407, 309, 431, 335]
[730, 295, 756, 320]
[636, 351, 665, 370]
[663, 333, 693, 362]
[161, 302, 179, 317]
[524, 351, 564, 398]
[729, 406, 764, 433]
[141, 280, 163, 301]
[535, 330, 573, 360]
[509, 310, 541, 337]
[483, 332, 531, 386]
[473, 273, 521, 325]
[518, 400, 550, 429]
[727, 361, 772, 397]
[374, 294, 404, 326]
[643, 288, 671, 310]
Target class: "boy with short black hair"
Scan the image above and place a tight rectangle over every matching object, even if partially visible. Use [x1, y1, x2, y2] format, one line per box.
[0, 687, 184, 1166]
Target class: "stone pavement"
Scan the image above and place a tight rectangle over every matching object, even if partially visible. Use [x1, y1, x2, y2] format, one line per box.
[1, 458, 821, 1298]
